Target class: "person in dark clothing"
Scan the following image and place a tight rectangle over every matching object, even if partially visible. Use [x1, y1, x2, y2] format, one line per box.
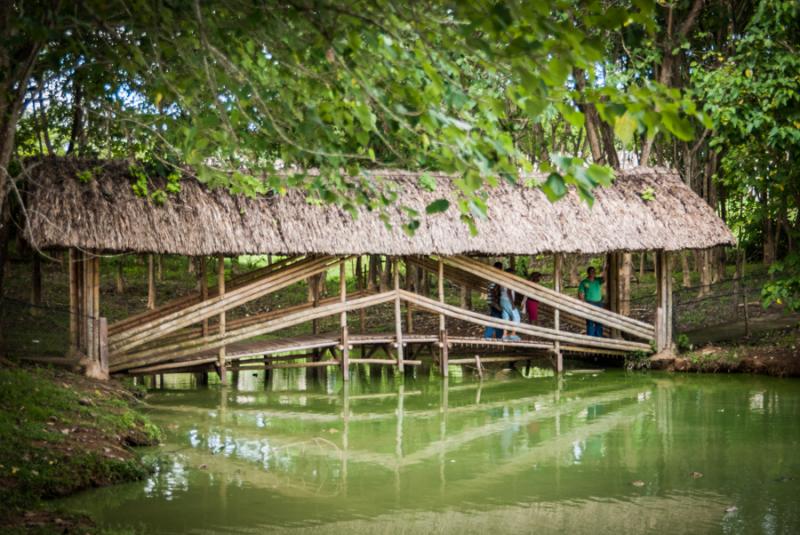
[484, 261, 504, 339]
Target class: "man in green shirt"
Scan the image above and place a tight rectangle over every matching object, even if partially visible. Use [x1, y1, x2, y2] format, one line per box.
[578, 266, 604, 337]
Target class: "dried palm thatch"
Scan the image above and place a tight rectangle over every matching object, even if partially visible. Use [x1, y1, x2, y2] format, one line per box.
[24, 157, 734, 256]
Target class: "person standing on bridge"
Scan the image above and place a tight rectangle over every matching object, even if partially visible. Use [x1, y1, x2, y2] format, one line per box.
[524, 271, 542, 324]
[500, 268, 522, 341]
[578, 266, 605, 337]
[484, 261, 505, 339]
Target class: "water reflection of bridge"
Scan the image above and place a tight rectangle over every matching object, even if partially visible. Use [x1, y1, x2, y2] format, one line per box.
[152, 374, 659, 501]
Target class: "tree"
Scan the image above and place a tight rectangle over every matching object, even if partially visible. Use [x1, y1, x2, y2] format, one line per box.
[693, 0, 800, 309]
[3, 1, 699, 223]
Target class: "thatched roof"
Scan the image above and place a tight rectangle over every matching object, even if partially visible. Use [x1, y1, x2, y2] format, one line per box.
[24, 157, 734, 256]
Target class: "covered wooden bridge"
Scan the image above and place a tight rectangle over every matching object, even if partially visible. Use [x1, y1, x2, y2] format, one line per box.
[24, 158, 734, 380]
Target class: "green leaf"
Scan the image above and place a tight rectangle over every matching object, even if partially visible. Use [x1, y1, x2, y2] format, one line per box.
[402, 219, 421, 236]
[586, 164, 615, 187]
[614, 112, 637, 147]
[661, 110, 694, 141]
[425, 199, 450, 214]
[541, 173, 567, 201]
[418, 173, 437, 192]
[556, 102, 585, 129]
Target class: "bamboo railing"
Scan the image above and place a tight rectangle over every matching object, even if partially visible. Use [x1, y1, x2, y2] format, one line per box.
[110, 255, 344, 354]
[396, 290, 650, 352]
[444, 256, 655, 340]
[108, 255, 300, 335]
[109, 253, 656, 376]
[109, 290, 397, 372]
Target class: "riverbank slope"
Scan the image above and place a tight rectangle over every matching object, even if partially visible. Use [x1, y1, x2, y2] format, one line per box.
[0, 363, 160, 534]
[665, 324, 800, 377]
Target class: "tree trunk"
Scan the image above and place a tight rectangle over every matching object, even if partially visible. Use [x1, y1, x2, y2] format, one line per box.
[638, 253, 645, 282]
[30, 252, 42, 313]
[0, 208, 8, 351]
[380, 257, 392, 292]
[735, 248, 744, 280]
[681, 251, 691, 288]
[568, 255, 580, 286]
[355, 256, 363, 291]
[0, 36, 42, 217]
[0, 207, 10, 302]
[115, 258, 125, 294]
[317, 269, 327, 298]
[697, 249, 711, 297]
[640, 0, 704, 164]
[714, 246, 726, 283]
[574, 70, 604, 164]
[367, 255, 379, 291]
[763, 217, 776, 266]
[66, 71, 84, 154]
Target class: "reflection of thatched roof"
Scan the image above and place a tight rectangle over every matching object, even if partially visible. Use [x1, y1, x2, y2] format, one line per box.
[24, 157, 734, 256]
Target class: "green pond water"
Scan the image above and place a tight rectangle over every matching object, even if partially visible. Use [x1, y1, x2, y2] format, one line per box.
[59, 368, 800, 534]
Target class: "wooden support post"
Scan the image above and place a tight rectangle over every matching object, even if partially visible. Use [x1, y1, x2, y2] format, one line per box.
[93, 256, 100, 330]
[606, 252, 620, 339]
[147, 254, 156, 310]
[217, 255, 227, 385]
[68, 249, 80, 352]
[474, 354, 483, 379]
[394, 259, 404, 373]
[79, 253, 87, 352]
[553, 253, 563, 373]
[78, 253, 101, 374]
[438, 258, 446, 333]
[620, 253, 632, 316]
[311, 271, 322, 361]
[84, 253, 95, 362]
[438, 257, 448, 377]
[356, 257, 366, 335]
[655, 250, 673, 352]
[340, 259, 350, 381]
[311, 273, 321, 335]
[405, 262, 414, 333]
[199, 257, 208, 337]
[98, 317, 109, 378]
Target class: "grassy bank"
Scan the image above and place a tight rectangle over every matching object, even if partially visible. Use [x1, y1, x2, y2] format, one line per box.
[668, 324, 800, 377]
[0, 364, 160, 534]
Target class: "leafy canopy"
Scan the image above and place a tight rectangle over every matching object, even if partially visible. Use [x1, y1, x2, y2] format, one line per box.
[10, 0, 699, 233]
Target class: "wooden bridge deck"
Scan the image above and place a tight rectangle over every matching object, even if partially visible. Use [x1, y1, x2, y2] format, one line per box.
[121, 332, 628, 375]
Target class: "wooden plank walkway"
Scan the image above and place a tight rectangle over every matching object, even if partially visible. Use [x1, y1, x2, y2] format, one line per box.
[119, 330, 632, 375]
